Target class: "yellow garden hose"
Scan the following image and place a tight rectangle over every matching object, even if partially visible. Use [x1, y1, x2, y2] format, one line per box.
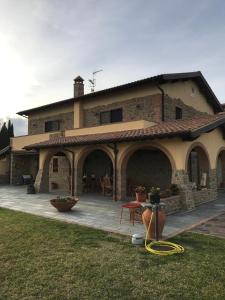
[144, 209, 184, 256]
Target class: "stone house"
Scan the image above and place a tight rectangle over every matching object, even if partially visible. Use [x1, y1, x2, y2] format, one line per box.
[2, 71, 225, 213]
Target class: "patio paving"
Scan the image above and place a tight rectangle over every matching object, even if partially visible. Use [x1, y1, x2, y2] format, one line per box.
[0, 185, 225, 239]
[190, 212, 225, 239]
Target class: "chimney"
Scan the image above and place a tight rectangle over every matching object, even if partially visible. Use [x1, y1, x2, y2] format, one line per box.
[74, 76, 84, 97]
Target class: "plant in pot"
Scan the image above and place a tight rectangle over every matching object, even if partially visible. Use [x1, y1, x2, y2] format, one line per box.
[135, 186, 147, 202]
[50, 196, 79, 212]
[149, 187, 161, 204]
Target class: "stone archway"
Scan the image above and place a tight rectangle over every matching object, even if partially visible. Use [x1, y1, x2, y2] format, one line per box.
[75, 147, 114, 196]
[35, 151, 72, 194]
[48, 153, 71, 193]
[216, 149, 225, 188]
[187, 145, 210, 188]
[118, 144, 174, 199]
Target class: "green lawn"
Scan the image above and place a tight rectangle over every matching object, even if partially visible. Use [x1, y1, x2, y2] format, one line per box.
[0, 208, 225, 300]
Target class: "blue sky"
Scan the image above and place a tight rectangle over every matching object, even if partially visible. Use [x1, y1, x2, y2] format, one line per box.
[0, 0, 225, 135]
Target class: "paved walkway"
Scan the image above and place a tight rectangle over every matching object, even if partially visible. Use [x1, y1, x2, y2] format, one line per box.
[190, 213, 225, 239]
[0, 185, 225, 238]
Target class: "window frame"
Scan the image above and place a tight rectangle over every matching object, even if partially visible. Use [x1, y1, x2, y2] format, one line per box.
[175, 107, 183, 120]
[52, 157, 59, 173]
[100, 108, 123, 125]
[44, 120, 60, 132]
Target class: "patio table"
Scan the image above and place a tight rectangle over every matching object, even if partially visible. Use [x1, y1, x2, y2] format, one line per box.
[120, 202, 142, 226]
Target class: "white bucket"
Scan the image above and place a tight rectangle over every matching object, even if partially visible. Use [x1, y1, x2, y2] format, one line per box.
[132, 233, 144, 245]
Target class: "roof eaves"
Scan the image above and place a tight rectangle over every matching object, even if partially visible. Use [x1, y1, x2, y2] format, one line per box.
[183, 116, 225, 141]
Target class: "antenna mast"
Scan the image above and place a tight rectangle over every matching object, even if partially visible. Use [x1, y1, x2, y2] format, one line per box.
[88, 69, 103, 92]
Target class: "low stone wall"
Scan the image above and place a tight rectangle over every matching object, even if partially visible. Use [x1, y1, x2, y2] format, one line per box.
[192, 189, 217, 206]
[161, 195, 182, 215]
[11, 154, 39, 184]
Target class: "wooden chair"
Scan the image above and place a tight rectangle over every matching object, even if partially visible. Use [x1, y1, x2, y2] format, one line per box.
[100, 175, 113, 196]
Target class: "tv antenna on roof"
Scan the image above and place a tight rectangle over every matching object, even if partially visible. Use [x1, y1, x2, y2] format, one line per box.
[88, 69, 103, 92]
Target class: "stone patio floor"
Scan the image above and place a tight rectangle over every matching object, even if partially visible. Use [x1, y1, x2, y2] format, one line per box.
[0, 185, 225, 239]
[190, 212, 225, 239]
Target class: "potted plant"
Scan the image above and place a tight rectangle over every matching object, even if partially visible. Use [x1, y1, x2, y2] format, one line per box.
[149, 187, 161, 204]
[135, 186, 147, 202]
[50, 196, 78, 212]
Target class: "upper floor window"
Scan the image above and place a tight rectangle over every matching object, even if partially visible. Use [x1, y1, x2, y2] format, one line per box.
[45, 120, 60, 132]
[100, 108, 123, 125]
[175, 107, 182, 120]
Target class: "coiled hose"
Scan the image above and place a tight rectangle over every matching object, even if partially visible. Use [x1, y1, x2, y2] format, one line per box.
[144, 209, 184, 256]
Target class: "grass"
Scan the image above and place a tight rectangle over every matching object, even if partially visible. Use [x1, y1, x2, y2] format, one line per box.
[0, 208, 225, 300]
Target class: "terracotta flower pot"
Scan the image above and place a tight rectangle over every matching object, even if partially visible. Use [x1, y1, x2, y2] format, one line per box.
[135, 192, 147, 202]
[50, 198, 78, 212]
[142, 207, 166, 240]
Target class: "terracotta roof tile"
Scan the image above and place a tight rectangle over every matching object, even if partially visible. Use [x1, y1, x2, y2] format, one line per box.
[25, 114, 225, 150]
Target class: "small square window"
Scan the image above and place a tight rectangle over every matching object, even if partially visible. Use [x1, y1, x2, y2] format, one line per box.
[100, 108, 123, 125]
[53, 158, 58, 173]
[111, 108, 123, 123]
[100, 111, 111, 124]
[45, 120, 60, 132]
[175, 107, 182, 120]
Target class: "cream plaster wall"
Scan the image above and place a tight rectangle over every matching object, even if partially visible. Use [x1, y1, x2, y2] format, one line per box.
[65, 120, 155, 137]
[117, 128, 225, 171]
[11, 133, 50, 151]
[163, 80, 214, 114]
[20, 126, 225, 173]
[11, 120, 155, 151]
[37, 128, 225, 174]
[74, 101, 83, 128]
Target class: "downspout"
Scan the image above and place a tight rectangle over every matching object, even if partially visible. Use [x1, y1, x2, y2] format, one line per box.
[156, 84, 165, 122]
[64, 148, 75, 197]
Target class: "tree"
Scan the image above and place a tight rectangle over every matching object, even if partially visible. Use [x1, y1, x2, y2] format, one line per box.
[0, 122, 10, 150]
[7, 119, 14, 138]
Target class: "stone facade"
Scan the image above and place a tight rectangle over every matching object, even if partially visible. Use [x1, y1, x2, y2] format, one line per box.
[28, 112, 74, 135]
[10, 153, 39, 184]
[83, 94, 162, 127]
[171, 169, 218, 210]
[162, 195, 182, 215]
[49, 156, 70, 193]
[164, 95, 208, 121]
[83, 93, 207, 128]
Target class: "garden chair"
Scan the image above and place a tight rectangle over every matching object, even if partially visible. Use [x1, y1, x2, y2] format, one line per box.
[100, 175, 112, 196]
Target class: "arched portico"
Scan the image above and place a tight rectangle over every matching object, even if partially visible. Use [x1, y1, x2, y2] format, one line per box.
[216, 148, 225, 188]
[35, 149, 72, 194]
[75, 146, 114, 197]
[186, 143, 210, 188]
[118, 143, 175, 200]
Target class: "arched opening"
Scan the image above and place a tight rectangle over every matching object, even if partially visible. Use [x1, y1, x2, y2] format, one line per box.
[82, 149, 113, 195]
[217, 150, 225, 188]
[187, 146, 210, 188]
[40, 151, 71, 194]
[126, 148, 172, 196]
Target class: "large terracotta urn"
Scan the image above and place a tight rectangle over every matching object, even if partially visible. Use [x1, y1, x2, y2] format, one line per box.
[142, 206, 166, 240]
